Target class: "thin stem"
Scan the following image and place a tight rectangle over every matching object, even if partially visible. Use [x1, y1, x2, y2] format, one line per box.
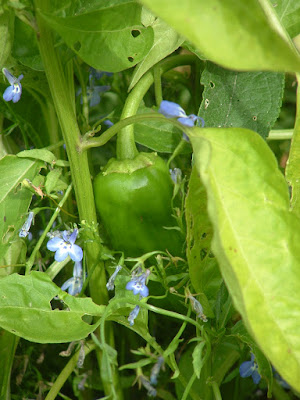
[211, 381, 222, 400]
[181, 372, 197, 400]
[154, 65, 163, 107]
[81, 113, 187, 151]
[44, 342, 96, 400]
[267, 129, 293, 140]
[25, 184, 73, 274]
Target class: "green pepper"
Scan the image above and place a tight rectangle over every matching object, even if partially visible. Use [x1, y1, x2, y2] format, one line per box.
[94, 152, 183, 256]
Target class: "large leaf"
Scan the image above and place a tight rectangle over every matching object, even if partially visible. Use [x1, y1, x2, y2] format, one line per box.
[129, 18, 184, 90]
[39, 2, 154, 72]
[199, 63, 285, 139]
[0, 156, 42, 261]
[188, 126, 300, 391]
[140, 0, 300, 73]
[0, 272, 104, 343]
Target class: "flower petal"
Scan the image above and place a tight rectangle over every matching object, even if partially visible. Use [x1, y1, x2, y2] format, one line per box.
[139, 284, 149, 298]
[47, 237, 64, 252]
[68, 229, 78, 244]
[126, 280, 136, 291]
[69, 244, 83, 262]
[12, 91, 22, 103]
[3, 86, 14, 102]
[252, 370, 261, 384]
[239, 361, 254, 378]
[54, 247, 69, 262]
[159, 100, 187, 118]
[177, 116, 195, 127]
[61, 277, 73, 291]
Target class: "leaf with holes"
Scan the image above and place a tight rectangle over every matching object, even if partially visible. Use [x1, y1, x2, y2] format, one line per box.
[188, 126, 300, 392]
[0, 156, 42, 262]
[199, 63, 285, 139]
[139, 0, 300, 73]
[39, 2, 154, 72]
[129, 18, 184, 90]
[0, 272, 104, 343]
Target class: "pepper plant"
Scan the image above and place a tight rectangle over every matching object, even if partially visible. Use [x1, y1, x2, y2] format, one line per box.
[1, 0, 300, 399]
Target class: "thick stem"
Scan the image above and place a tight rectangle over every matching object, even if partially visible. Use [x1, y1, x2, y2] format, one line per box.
[116, 54, 197, 160]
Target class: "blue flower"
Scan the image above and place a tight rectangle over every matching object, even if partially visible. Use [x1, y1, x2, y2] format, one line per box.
[187, 292, 208, 322]
[2, 68, 23, 103]
[126, 270, 150, 298]
[19, 211, 34, 238]
[128, 305, 140, 326]
[139, 375, 157, 397]
[106, 265, 122, 291]
[61, 261, 84, 296]
[47, 229, 83, 262]
[159, 100, 205, 128]
[239, 353, 261, 384]
[150, 356, 164, 385]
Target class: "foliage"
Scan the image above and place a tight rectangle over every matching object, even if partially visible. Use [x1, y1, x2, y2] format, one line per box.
[0, 0, 300, 399]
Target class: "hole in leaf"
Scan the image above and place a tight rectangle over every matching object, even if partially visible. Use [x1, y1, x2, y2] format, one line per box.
[209, 81, 215, 88]
[253, 115, 257, 121]
[73, 41, 81, 51]
[131, 29, 141, 38]
[81, 314, 93, 324]
[128, 56, 134, 62]
[2, 226, 15, 244]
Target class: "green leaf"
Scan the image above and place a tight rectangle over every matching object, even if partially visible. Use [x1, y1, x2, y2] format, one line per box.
[192, 341, 205, 379]
[139, 0, 300, 73]
[134, 106, 191, 153]
[17, 148, 57, 164]
[189, 126, 300, 391]
[0, 155, 42, 261]
[0, 330, 18, 400]
[12, 17, 44, 71]
[272, 0, 300, 38]
[185, 167, 222, 306]
[45, 168, 67, 194]
[129, 18, 184, 90]
[0, 272, 104, 343]
[0, 10, 14, 67]
[199, 63, 285, 139]
[211, 336, 240, 385]
[39, 2, 154, 72]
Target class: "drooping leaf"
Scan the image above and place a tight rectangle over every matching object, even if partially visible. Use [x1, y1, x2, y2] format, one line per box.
[0, 155, 42, 261]
[17, 148, 57, 164]
[199, 63, 285, 139]
[188, 126, 300, 391]
[129, 18, 184, 90]
[39, 2, 154, 72]
[0, 330, 18, 400]
[139, 0, 300, 73]
[185, 167, 222, 312]
[0, 272, 104, 343]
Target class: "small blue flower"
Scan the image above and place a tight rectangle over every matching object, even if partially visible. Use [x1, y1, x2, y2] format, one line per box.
[2, 68, 23, 103]
[106, 265, 122, 291]
[47, 229, 83, 262]
[150, 356, 164, 385]
[104, 119, 114, 127]
[61, 261, 84, 296]
[239, 353, 261, 384]
[126, 270, 150, 298]
[19, 211, 34, 238]
[159, 100, 205, 128]
[139, 375, 157, 397]
[187, 293, 208, 322]
[128, 305, 140, 326]
[169, 168, 182, 185]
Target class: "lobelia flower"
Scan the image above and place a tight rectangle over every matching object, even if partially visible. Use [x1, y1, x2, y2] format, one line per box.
[159, 100, 205, 128]
[139, 375, 157, 397]
[239, 353, 261, 384]
[150, 356, 164, 385]
[19, 211, 34, 238]
[128, 305, 140, 326]
[77, 69, 110, 107]
[61, 261, 84, 296]
[188, 293, 208, 322]
[47, 229, 83, 262]
[106, 265, 122, 291]
[2, 68, 24, 103]
[169, 168, 182, 185]
[126, 269, 150, 298]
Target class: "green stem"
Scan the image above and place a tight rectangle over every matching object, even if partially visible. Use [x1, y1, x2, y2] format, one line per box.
[211, 381, 222, 400]
[44, 342, 96, 400]
[116, 54, 197, 160]
[267, 129, 293, 140]
[81, 113, 189, 151]
[154, 65, 163, 107]
[25, 184, 73, 274]
[181, 372, 197, 400]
